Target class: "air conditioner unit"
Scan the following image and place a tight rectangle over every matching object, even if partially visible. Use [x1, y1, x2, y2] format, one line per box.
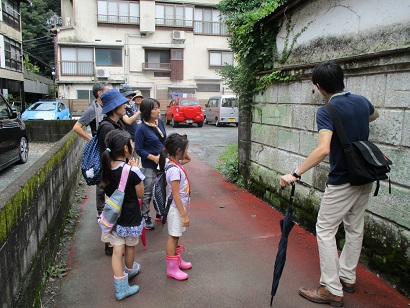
[172, 30, 185, 41]
[96, 69, 110, 78]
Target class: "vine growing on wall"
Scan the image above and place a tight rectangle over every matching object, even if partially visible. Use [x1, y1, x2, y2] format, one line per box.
[217, 0, 310, 105]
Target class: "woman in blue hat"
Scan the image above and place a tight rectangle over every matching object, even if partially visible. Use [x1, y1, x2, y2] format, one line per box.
[98, 89, 132, 255]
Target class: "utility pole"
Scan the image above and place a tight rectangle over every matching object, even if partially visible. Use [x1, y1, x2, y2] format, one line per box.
[48, 14, 61, 98]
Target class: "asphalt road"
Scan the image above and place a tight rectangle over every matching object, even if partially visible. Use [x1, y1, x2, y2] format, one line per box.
[164, 122, 238, 169]
[0, 142, 56, 193]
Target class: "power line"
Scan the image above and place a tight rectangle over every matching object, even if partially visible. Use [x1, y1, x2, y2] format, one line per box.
[22, 35, 52, 43]
[23, 41, 54, 48]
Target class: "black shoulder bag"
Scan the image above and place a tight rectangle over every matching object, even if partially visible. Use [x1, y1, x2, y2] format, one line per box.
[324, 103, 392, 196]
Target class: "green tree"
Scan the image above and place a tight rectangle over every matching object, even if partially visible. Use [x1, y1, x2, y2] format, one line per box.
[217, 0, 288, 104]
[21, 0, 61, 65]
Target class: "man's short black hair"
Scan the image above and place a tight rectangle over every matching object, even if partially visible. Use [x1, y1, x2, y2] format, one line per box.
[312, 61, 345, 94]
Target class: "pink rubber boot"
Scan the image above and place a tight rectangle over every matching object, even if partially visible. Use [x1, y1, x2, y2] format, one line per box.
[176, 245, 192, 270]
[166, 255, 188, 280]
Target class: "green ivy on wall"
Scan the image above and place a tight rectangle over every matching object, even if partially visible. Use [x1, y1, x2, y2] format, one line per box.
[217, 0, 309, 106]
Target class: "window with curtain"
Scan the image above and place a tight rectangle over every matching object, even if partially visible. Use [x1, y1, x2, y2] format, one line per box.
[209, 51, 233, 67]
[97, 0, 140, 24]
[144, 49, 170, 70]
[2, 0, 20, 30]
[194, 7, 227, 35]
[4, 37, 22, 72]
[95, 48, 122, 66]
[155, 4, 193, 27]
[61, 47, 94, 76]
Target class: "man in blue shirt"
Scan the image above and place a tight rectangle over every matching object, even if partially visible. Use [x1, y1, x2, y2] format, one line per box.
[280, 61, 379, 307]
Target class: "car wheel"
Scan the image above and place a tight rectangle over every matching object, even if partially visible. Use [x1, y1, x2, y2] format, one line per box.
[18, 137, 29, 164]
[216, 119, 222, 127]
[166, 118, 171, 125]
[171, 116, 179, 128]
[197, 121, 203, 127]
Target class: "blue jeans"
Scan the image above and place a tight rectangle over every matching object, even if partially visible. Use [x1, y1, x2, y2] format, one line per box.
[141, 167, 157, 219]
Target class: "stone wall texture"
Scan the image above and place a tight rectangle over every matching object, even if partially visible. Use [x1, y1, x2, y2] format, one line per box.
[239, 0, 410, 296]
[0, 130, 84, 307]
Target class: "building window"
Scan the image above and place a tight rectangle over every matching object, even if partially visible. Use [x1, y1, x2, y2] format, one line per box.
[2, 0, 20, 31]
[4, 37, 22, 72]
[60, 47, 94, 76]
[96, 48, 122, 66]
[77, 90, 93, 102]
[97, 0, 140, 24]
[196, 84, 220, 92]
[194, 8, 227, 36]
[155, 4, 193, 28]
[209, 51, 233, 68]
[143, 49, 170, 71]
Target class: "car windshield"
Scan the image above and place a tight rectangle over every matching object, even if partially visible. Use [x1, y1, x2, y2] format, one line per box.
[29, 102, 56, 111]
[179, 99, 200, 106]
[221, 98, 238, 108]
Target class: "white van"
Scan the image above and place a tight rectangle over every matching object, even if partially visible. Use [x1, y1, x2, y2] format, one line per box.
[204, 95, 239, 127]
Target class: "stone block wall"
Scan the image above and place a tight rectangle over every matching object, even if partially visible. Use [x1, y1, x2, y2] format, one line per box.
[0, 131, 84, 306]
[239, 54, 410, 294]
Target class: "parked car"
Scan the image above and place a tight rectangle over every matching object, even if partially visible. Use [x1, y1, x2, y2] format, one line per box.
[204, 95, 239, 127]
[21, 101, 71, 120]
[165, 97, 204, 128]
[0, 94, 29, 171]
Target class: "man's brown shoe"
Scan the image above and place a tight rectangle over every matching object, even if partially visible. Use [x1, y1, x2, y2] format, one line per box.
[340, 280, 356, 293]
[299, 286, 344, 307]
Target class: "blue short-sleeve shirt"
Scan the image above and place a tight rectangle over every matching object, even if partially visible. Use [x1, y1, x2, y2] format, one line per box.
[316, 92, 375, 185]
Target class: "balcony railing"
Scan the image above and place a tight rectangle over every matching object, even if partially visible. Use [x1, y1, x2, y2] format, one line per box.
[155, 18, 193, 28]
[97, 14, 140, 25]
[142, 62, 171, 71]
[194, 21, 227, 36]
[60, 61, 95, 76]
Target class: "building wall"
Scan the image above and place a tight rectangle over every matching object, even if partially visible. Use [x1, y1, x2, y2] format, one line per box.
[57, 0, 231, 103]
[239, 0, 410, 295]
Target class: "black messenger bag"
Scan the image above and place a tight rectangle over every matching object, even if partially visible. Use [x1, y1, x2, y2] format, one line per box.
[324, 103, 392, 196]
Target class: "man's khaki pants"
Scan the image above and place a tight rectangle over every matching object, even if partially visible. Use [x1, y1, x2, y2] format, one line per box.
[316, 182, 372, 296]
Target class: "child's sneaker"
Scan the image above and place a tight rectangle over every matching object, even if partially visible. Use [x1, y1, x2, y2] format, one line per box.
[155, 214, 162, 221]
[144, 218, 155, 230]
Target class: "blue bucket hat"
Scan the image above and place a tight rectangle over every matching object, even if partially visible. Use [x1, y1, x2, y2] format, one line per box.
[101, 89, 129, 114]
[119, 84, 136, 97]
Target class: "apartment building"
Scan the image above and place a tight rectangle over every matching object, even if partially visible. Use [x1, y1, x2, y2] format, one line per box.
[0, 0, 29, 103]
[56, 0, 233, 104]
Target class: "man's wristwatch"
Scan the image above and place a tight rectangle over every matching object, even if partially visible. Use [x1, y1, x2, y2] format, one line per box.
[292, 169, 301, 179]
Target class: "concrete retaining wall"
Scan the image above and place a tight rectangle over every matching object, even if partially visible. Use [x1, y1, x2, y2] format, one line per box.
[240, 53, 410, 295]
[0, 126, 84, 306]
[24, 120, 77, 142]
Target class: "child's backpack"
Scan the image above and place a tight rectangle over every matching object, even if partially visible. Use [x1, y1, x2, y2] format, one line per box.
[153, 164, 177, 225]
[324, 103, 392, 196]
[81, 121, 108, 185]
[98, 164, 131, 233]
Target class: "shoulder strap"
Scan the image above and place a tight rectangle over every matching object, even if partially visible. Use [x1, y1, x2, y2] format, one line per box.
[324, 103, 350, 146]
[118, 164, 131, 192]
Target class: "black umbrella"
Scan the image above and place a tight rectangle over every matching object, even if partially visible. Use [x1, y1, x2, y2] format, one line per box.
[270, 182, 296, 306]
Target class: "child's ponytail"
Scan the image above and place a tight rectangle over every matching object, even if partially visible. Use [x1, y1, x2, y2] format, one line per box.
[100, 130, 133, 187]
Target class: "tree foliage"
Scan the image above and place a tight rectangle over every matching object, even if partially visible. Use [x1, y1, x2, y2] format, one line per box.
[21, 0, 61, 65]
[217, 0, 289, 105]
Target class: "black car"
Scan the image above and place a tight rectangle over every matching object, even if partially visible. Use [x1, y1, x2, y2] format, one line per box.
[0, 94, 29, 171]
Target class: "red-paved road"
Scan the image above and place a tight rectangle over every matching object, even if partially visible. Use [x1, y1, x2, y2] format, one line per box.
[58, 157, 409, 307]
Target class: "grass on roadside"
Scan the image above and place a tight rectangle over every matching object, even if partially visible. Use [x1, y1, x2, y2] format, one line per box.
[216, 144, 244, 187]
